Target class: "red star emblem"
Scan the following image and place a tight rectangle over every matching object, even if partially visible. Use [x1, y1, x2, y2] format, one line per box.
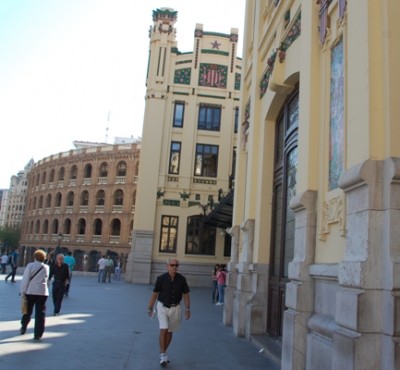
[211, 40, 220, 50]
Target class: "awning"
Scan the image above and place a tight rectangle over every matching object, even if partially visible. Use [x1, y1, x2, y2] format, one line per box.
[203, 188, 234, 229]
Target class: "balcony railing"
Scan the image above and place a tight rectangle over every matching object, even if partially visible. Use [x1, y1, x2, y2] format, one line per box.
[109, 235, 120, 244]
[98, 177, 108, 184]
[65, 206, 73, 213]
[115, 176, 126, 184]
[76, 235, 85, 243]
[95, 205, 105, 213]
[82, 178, 91, 185]
[92, 235, 101, 243]
[112, 205, 123, 213]
[79, 206, 89, 213]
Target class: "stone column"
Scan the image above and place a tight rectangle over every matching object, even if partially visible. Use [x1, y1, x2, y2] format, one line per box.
[282, 190, 317, 370]
[224, 224, 240, 326]
[333, 158, 400, 370]
[125, 229, 154, 284]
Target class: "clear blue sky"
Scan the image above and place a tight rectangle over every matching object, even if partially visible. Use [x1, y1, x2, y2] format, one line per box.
[0, 0, 245, 188]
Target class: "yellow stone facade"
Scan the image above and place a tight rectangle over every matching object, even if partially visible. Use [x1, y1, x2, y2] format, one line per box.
[227, 1, 400, 369]
[126, 8, 241, 286]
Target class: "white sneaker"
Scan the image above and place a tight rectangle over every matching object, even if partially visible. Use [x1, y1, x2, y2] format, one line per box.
[160, 354, 169, 367]
[216, 302, 224, 305]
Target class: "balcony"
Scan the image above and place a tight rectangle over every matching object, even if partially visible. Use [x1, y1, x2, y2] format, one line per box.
[131, 205, 136, 214]
[76, 235, 85, 243]
[98, 177, 108, 184]
[95, 205, 105, 213]
[112, 205, 123, 213]
[65, 206, 73, 213]
[115, 176, 126, 184]
[79, 206, 89, 213]
[82, 178, 91, 185]
[69, 179, 77, 187]
[92, 235, 101, 243]
[57, 181, 64, 188]
[109, 235, 120, 244]
[54, 207, 61, 214]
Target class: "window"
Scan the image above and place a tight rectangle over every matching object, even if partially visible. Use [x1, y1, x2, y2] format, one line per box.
[117, 161, 127, 176]
[111, 218, 121, 236]
[80, 190, 89, 206]
[198, 104, 221, 131]
[78, 218, 86, 235]
[173, 101, 185, 128]
[113, 190, 124, 205]
[49, 169, 55, 183]
[186, 215, 216, 255]
[67, 191, 74, 206]
[169, 142, 181, 174]
[96, 190, 105, 205]
[159, 216, 178, 253]
[99, 162, 108, 177]
[234, 107, 239, 133]
[194, 144, 219, 177]
[70, 165, 78, 180]
[94, 219, 102, 235]
[46, 194, 52, 208]
[84, 164, 92, 178]
[58, 167, 65, 181]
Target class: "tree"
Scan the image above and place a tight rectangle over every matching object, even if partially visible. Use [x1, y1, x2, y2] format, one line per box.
[0, 225, 21, 252]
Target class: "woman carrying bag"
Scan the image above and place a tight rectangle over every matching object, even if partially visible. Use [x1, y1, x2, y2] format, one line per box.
[20, 249, 49, 340]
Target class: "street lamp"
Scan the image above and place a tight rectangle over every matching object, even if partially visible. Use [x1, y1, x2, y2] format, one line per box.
[56, 232, 63, 255]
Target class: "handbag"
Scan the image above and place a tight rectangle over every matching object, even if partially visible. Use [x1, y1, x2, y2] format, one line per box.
[21, 266, 44, 314]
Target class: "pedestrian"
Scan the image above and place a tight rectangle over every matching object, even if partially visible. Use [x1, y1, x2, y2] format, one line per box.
[211, 264, 219, 303]
[63, 251, 76, 297]
[48, 253, 69, 316]
[97, 255, 106, 283]
[215, 265, 227, 305]
[103, 255, 114, 283]
[5, 249, 19, 282]
[147, 258, 191, 367]
[19, 249, 49, 340]
[1, 253, 9, 274]
[44, 252, 54, 266]
[114, 257, 122, 281]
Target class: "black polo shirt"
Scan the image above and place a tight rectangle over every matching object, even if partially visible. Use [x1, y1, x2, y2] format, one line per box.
[154, 272, 190, 308]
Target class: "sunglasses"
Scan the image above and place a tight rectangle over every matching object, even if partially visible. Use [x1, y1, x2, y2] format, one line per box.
[169, 264, 179, 267]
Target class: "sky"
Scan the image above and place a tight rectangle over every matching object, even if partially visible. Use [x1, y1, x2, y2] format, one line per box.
[0, 0, 245, 189]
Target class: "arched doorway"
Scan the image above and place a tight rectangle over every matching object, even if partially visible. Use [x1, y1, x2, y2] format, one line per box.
[267, 88, 299, 338]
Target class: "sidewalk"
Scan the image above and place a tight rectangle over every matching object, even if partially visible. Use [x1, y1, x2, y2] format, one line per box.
[0, 273, 280, 370]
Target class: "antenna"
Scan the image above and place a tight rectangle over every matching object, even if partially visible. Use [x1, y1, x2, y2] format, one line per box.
[105, 110, 110, 143]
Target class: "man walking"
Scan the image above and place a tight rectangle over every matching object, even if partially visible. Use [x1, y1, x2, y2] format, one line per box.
[48, 254, 69, 315]
[147, 258, 190, 367]
[5, 249, 19, 282]
[63, 251, 75, 297]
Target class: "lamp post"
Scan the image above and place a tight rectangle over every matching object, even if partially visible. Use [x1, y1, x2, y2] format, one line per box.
[56, 232, 63, 255]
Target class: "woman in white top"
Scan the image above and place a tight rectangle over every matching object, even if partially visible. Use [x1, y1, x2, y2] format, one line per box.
[20, 249, 49, 340]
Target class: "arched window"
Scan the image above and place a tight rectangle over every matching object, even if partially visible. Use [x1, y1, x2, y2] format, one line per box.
[117, 161, 127, 176]
[29, 221, 34, 234]
[80, 190, 89, 206]
[38, 195, 43, 209]
[36, 173, 40, 186]
[55, 192, 62, 207]
[111, 218, 121, 236]
[94, 218, 102, 235]
[49, 169, 55, 183]
[67, 191, 74, 206]
[113, 189, 124, 205]
[42, 219, 49, 234]
[46, 194, 52, 208]
[77, 218, 86, 235]
[35, 220, 40, 234]
[70, 165, 78, 180]
[99, 162, 108, 177]
[64, 218, 72, 234]
[96, 190, 105, 205]
[41, 171, 47, 185]
[58, 167, 65, 181]
[33, 197, 37, 210]
[84, 163, 92, 178]
[52, 219, 59, 234]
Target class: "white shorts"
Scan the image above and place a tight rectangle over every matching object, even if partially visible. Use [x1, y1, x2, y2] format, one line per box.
[156, 301, 182, 332]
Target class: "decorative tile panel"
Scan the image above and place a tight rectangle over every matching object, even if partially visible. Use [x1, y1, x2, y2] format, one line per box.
[174, 68, 191, 85]
[198, 63, 228, 89]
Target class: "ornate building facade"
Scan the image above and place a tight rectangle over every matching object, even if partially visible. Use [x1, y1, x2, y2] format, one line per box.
[126, 8, 241, 286]
[226, 1, 400, 369]
[0, 159, 33, 228]
[20, 141, 140, 271]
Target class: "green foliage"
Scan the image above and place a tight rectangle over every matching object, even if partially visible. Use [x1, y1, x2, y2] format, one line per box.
[0, 225, 21, 248]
